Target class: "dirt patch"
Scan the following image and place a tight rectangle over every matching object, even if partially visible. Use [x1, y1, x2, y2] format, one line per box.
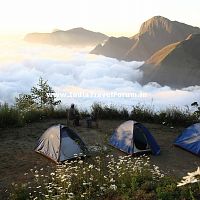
[0, 119, 200, 198]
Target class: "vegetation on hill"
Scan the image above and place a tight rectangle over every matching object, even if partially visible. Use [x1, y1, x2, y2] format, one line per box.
[0, 77, 199, 129]
[0, 102, 199, 129]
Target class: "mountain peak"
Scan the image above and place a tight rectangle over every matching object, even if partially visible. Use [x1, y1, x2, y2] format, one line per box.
[150, 15, 169, 20]
[139, 16, 172, 35]
[146, 15, 170, 23]
[125, 16, 200, 61]
[67, 27, 87, 32]
[91, 16, 200, 61]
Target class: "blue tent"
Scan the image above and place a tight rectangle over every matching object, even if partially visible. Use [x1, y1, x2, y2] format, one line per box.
[174, 123, 200, 155]
[109, 120, 160, 155]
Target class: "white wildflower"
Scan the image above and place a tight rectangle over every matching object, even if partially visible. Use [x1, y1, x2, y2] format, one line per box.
[89, 164, 94, 169]
[110, 184, 117, 190]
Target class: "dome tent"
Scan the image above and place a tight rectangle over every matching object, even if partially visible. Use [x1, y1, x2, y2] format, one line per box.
[35, 125, 88, 163]
[109, 120, 160, 155]
[174, 123, 200, 155]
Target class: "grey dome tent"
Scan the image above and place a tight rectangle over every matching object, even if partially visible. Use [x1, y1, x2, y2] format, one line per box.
[35, 125, 88, 163]
[109, 120, 160, 155]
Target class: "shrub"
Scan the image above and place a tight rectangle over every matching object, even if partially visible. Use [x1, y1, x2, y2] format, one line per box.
[22, 109, 49, 124]
[156, 177, 180, 200]
[1, 102, 199, 128]
[9, 183, 29, 200]
[0, 103, 23, 128]
[91, 103, 130, 120]
[130, 104, 155, 123]
[159, 106, 198, 126]
[47, 107, 67, 119]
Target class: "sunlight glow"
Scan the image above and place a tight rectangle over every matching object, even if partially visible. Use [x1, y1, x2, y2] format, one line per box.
[0, 0, 199, 37]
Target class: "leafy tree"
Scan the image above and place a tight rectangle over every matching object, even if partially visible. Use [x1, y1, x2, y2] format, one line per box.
[15, 77, 61, 111]
[15, 94, 35, 111]
[31, 77, 61, 110]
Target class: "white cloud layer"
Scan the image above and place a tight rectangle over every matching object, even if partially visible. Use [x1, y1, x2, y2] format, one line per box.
[0, 40, 200, 111]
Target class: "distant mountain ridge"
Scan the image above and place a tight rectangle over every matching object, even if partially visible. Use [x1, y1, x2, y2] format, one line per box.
[90, 37, 135, 59]
[139, 34, 200, 88]
[24, 17, 200, 88]
[24, 27, 108, 46]
[91, 16, 200, 61]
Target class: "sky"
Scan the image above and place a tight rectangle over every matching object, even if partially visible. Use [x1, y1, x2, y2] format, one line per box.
[0, 0, 200, 38]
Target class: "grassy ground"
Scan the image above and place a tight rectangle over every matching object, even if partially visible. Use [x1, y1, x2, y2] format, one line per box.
[0, 119, 200, 198]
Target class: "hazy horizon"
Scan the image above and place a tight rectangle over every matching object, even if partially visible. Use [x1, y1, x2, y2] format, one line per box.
[0, 0, 200, 38]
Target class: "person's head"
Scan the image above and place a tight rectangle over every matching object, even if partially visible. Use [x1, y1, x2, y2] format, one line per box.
[71, 104, 75, 108]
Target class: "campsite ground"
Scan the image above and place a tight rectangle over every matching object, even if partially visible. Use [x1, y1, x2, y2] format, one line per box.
[0, 119, 200, 198]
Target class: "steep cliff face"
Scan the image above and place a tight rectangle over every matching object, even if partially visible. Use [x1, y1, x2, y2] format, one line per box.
[125, 16, 200, 61]
[90, 37, 135, 59]
[140, 34, 200, 88]
[91, 16, 200, 61]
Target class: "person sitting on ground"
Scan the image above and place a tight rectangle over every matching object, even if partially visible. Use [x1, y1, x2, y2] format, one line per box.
[67, 104, 80, 126]
[85, 109, 99, 128]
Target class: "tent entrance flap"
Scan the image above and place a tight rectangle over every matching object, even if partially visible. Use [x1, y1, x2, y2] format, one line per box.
[59, 132, 82, 161]
[133, 125, 149, 150]
[109, 120, 160, 155]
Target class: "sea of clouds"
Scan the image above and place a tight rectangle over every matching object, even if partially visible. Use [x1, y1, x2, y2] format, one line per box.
[0, 39, 200, 111]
